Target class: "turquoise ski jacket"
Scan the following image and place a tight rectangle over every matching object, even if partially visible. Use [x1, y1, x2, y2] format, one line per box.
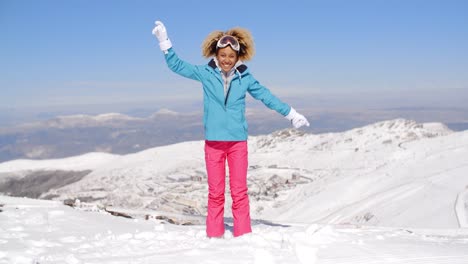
[164, 48, 291, 141]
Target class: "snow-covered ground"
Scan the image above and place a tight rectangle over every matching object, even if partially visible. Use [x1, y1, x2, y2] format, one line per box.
[1, 195, 468, 264]
[1, 119, 468, 263]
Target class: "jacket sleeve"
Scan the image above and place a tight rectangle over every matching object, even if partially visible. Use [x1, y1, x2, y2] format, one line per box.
[164, 48, 203, 82]
[247, 75, 291, 116]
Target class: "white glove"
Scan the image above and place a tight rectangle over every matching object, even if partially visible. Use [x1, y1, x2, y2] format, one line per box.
[285, 107, 310, 129]
[152, 21, 172, 51]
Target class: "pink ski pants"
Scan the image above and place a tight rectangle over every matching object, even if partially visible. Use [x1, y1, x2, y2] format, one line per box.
[204, 140, 252, 237]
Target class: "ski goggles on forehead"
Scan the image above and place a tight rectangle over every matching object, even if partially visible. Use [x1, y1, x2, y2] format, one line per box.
[216, 35, 240, 51]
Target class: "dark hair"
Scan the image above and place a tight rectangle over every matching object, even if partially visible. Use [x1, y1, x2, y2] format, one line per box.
[202, 27, 255, 61]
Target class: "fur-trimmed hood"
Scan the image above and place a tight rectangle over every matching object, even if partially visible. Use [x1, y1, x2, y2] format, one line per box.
[201, 27, 255, 61]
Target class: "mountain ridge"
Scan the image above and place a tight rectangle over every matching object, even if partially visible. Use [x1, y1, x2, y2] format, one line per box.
[0, 118, 466, 229]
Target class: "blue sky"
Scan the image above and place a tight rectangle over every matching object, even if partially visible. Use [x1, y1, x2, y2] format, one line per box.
[1, 0, 467, 110]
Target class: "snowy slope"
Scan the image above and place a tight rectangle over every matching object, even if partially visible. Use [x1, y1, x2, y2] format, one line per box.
[2, 119, 468, 263]
[0, 152, 120, 173]
[0, 119, 467, 230]
[1, 195, 468, 264]
[255, 120, 468, 228]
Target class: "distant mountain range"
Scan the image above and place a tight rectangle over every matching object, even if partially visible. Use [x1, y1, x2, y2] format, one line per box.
[1, 119, 467, 229]
[0, 109, 295, 162]
[1, 107, 468, 163]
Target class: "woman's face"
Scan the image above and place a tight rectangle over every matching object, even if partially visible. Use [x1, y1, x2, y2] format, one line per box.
[216, 46, 239, 72]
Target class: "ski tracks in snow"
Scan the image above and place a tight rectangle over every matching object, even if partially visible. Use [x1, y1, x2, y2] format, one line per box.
[455, 188, 468, 228]
[304, 225, 468, 264]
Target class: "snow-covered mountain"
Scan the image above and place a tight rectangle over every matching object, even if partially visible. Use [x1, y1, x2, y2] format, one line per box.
[0, 110, 204, 162]
[2, 118, 468, 263]
[1, 118, 467, 230]
[0, 109, 296, 162]
[42, 113, 144, 128]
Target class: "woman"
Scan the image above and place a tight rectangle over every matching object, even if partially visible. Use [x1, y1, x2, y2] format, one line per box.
[152, 21, 309, 238]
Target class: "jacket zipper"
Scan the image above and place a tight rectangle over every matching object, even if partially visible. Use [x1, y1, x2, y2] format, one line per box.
[224, 78, 230, 107]
[224, 69, 242, 107]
